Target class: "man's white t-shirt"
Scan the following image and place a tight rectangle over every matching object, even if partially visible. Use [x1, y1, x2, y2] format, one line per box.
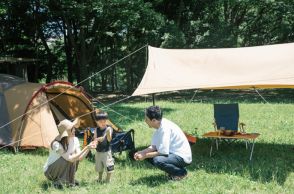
[151, 118, 192, 164]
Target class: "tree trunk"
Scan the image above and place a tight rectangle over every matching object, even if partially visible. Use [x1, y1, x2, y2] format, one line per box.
[62, 21, 74, 83]
[38, 30, 55, 83]
[101, 73, 107, 92]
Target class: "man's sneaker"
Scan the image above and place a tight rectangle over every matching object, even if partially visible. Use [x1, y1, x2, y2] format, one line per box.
[168, 173, 188, 181]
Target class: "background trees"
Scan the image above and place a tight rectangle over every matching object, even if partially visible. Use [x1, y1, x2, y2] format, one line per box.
[1, 0, 293, 94]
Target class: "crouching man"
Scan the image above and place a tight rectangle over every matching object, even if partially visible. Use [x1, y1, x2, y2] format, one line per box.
[134, 106, 192, 181]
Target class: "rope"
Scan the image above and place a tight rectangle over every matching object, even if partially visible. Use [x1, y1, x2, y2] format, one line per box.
[88, 93, 127, 118]
[253, 88, 279, 113]
[87, 93, 147, 128]
[2, 43, 290, 149]
[0, 130, 45, 150]
[189, 90, 199, 103]
[76, 95, 133, 120]
[0, 45, 147, 150]
[0, 45, 147, 130]
[181, 90, 199, 133]
[78, 45, 148, 86]
[254, 88, 270, 104]
[0, 95, 134, 150]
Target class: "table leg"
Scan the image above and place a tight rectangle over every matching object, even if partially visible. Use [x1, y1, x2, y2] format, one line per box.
[210, 139, 214, 157]
[249, 140, 255, 161]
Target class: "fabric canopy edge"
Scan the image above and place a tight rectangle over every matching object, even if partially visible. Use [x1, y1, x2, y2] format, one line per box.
[132, 84, 294, 96]
[132, 43, 294, 96]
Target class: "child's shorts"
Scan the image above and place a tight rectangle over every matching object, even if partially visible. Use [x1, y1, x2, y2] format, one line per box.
[95, 151, 114, 173]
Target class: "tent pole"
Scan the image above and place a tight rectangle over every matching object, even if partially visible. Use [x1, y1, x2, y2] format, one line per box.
[146, 45, 155, 106]
[145, 44, 148, 66]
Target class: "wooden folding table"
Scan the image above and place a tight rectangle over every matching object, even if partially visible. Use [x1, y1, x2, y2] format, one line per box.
[203, 131, 260, 161]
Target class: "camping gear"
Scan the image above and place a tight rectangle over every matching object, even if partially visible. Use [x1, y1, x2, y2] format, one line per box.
[184, 132, 197, 145]
[221, 130, 235, 136]
[0, 74, 96, 149]
[131, 43, 294, 149]
[213, 104, 240, 132]
[132, 43, 294, 96]
[110, 129, 135, 154]
[82, 127, 136, 158]
[203, 104, 260, 161]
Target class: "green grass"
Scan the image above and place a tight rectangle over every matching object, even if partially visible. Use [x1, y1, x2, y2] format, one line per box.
[1, 100, 294, 193]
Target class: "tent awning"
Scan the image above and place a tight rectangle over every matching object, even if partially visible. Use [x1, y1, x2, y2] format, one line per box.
[132, 43, 294, 96]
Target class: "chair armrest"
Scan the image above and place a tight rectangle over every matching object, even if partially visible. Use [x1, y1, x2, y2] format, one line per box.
[239, 122, 246, 133]
[212, 122, 217, 131]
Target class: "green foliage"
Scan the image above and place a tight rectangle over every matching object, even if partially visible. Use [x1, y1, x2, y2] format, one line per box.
[1, 0, 294, 91]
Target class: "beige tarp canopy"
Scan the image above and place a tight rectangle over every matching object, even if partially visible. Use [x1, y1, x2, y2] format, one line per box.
[132, 43, 294, 96]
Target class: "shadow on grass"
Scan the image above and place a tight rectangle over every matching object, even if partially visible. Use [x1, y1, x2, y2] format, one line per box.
[129, 174, 169, 187]
[0, 147, 48, 156]
[189, 138, 294, 185]
[95, 89, 294, 105]
[40, 181, 52, 191]
[40, 179, 91, 191]
[112, 145, 156, 170]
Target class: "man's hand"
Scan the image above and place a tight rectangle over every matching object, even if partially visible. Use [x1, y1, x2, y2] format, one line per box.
[134, 151, 146, 161]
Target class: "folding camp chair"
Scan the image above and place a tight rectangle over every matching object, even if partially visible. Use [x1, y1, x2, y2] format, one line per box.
[83, 127, 136, 159]
[213, 104, 243, 133]
[203, 104, 260, 161]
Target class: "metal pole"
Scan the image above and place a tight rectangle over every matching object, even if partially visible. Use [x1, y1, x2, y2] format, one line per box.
[152, 94, 155, 106]
[250, 140, 255, 161]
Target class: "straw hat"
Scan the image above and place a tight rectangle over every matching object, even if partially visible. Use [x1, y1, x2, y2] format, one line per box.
[56, 118, 79, 141]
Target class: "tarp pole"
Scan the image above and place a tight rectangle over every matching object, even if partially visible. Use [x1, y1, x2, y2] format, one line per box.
[146, 45, 156, 106]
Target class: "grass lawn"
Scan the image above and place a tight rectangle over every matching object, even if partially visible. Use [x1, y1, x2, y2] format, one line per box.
[1, 94, 294, 193]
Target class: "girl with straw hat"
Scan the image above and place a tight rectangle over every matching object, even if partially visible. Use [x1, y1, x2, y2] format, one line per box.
[43, 118, 96, 188]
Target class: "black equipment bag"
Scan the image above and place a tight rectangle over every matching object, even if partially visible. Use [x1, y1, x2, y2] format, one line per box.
[110, 129, 135, 154]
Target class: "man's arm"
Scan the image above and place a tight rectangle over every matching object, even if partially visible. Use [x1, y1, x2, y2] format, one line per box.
[143, 145, 156, 153]
[143, 150, 161, 159]
[134, 145, 161, 160]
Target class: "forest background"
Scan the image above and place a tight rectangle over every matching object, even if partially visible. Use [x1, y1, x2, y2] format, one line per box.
[1, 0, 294, 94]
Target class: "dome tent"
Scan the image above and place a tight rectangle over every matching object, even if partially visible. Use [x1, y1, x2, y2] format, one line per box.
[0, 74, 97, 149]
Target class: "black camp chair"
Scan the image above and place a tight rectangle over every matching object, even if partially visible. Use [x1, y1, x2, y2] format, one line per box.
[213, 103, 245, 146]
[111, 129, 136, 159]
[203, 104, 260, 161]
[213, 103, 245, 133]
[82, 127, 136, 160]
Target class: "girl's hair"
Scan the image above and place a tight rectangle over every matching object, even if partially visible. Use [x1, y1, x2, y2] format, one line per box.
[145, 106, 163, 120]
[51, 136, 68, 152]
